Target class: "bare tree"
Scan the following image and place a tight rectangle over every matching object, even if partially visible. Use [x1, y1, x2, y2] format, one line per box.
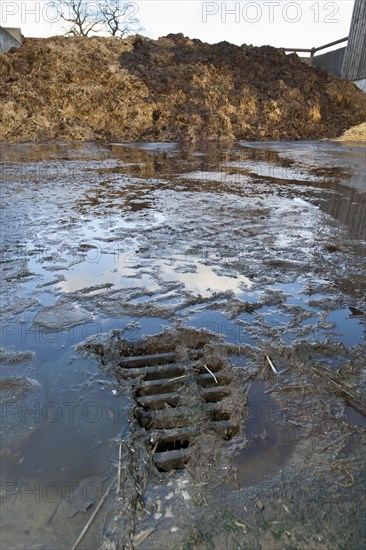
[55, 0, 102, 37]
[53, 0, 140, 38]
[101, 1, 140, 38]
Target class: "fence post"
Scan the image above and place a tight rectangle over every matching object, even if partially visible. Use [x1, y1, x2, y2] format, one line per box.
[310, 48, 316, 66]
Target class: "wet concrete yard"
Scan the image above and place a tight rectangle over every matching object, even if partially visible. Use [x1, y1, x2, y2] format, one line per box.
[0, 141, 365, 549]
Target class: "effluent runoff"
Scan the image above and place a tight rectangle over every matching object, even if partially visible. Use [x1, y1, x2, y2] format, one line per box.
[1, 140, 365, 549]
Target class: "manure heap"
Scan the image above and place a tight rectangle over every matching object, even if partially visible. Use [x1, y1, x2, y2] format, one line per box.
[1, 33, 365, 142]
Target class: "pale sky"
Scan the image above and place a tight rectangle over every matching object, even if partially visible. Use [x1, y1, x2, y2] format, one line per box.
[1, 0, 355, 51]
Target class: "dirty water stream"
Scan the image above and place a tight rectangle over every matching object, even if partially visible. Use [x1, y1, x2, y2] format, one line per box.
[0, 141, 365, 549]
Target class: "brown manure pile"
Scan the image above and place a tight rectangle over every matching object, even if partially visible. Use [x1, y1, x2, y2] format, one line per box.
[1, 33, 365, 142]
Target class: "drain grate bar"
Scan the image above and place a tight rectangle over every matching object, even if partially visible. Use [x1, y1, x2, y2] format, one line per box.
[117, 363, 189, 380]
[137, 376, 192, 396]
[120, 352, 178, 367]
[137, 406, 200, 430]
[136, 392, 182, 409]
[154, 448, 192, 471]
[147, 419, 239, 445]
[149, 424, 199, 445]
[202, 386, 231, 401]
[205, 401, 229, 410]
[148, 426, 200, 444]
[119, 349, 203, 368]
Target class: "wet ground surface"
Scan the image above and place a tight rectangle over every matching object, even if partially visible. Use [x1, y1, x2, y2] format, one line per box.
[0, 140, 365, 549]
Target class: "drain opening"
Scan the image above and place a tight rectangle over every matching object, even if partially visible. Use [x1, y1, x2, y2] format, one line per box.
[143, 365, 187, 381]
[222, 423, 240, 440]
[119, 349, 204, 369]
[156, 439, 190, 453]
[203, 387, 230, 402]
[210, 410, 232, 421]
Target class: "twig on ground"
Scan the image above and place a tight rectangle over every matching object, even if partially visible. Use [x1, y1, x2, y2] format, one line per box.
[311, 365, 366, 414]
[117, 443, 122, 496]
[168, 374, 188, 382]
[266, 355, 278, 374]
[203, 364, 218, 384]
[132, 527, 156, 548]
[331, 464, 355, 488]
[71, 475, 117, 550]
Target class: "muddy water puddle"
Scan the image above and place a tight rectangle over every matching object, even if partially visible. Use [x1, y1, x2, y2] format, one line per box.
[1, 141, 365, 549]
[231, 382, 298, 485]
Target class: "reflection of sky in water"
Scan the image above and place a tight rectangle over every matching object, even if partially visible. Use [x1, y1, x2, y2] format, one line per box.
[57, 250, 254, 295]
[155, 259, 253, 296]
[237, 290, 260, 302]
[31, 246, 254, 297]
[79, 211, 166, 241]
[181, 171, 252, 184]
[241, 141, 364, 185]
[268, 279, 308, 297]
[110, 142, 177, 151]
[326, 309, 365, 347]
[58, 254, 159, 293]
[187, 309, 257, 346]
[272, 198, 319, 249]
[182, 164, 326, 184]
[255, 306, 292, 327]
[226, 160, 329, 182]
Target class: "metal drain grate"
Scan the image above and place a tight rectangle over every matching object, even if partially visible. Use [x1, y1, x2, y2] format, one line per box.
[116, 349, 240, 471]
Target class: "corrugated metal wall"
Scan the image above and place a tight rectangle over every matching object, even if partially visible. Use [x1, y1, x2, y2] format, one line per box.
[342, 0, 366, 80]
